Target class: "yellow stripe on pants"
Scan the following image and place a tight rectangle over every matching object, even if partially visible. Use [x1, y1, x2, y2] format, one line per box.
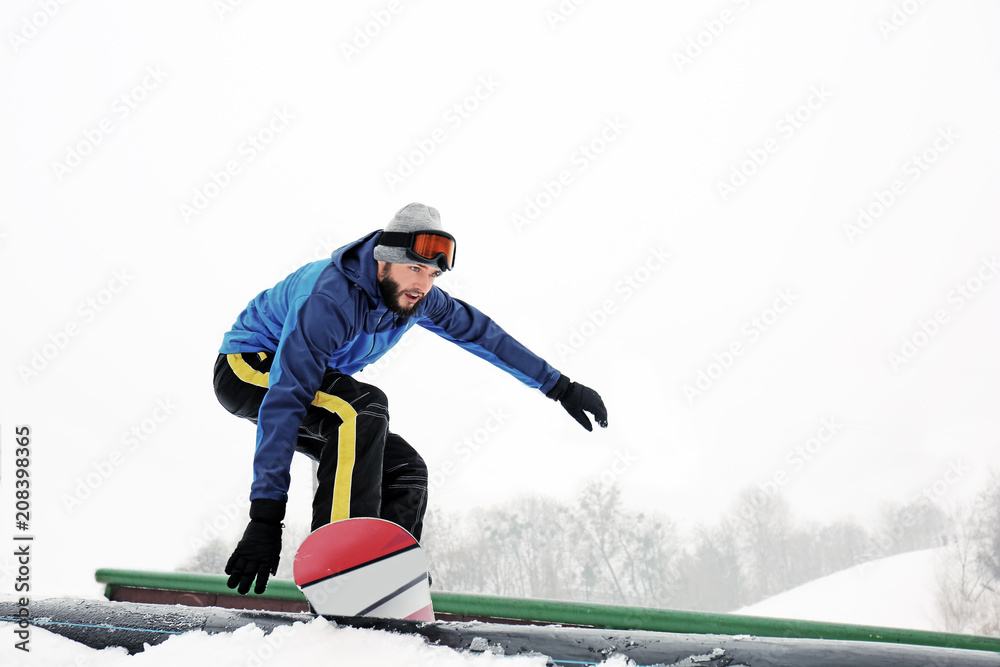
[312, 392, 357, 523]
[227, 353, 358, 523]
[227, 353, 269, 388]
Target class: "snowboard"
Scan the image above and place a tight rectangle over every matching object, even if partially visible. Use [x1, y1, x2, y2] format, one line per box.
[292, 517, 434, 621]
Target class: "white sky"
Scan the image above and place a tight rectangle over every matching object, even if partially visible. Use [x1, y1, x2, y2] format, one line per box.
[1, 0, 999, 600]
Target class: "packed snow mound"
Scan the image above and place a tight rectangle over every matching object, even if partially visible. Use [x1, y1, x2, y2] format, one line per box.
[737, 548, 945, 631]
[1, 615, 559, 667]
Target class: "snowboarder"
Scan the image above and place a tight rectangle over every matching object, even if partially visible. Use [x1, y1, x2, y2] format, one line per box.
[214, 203, 608, 595]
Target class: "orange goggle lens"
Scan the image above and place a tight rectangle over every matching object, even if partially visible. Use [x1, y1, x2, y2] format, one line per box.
[379, 230, 457, 270]
[410, 233, 456, 268]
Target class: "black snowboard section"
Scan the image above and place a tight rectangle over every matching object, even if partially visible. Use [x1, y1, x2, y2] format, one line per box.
[3, 597, 999, 666]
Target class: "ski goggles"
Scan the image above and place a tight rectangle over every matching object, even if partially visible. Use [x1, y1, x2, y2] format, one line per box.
[378, 230, 457, 271]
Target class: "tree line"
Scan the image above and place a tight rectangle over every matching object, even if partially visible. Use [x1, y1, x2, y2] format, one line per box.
[420, 481, 949, 612]
[180, 476, 1000, 630]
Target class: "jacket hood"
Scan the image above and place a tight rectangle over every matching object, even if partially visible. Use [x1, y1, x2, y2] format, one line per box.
[330, 231, 382, 305]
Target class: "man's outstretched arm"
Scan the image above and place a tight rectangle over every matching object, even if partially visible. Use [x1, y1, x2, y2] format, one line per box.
[418, 288, 608, 430]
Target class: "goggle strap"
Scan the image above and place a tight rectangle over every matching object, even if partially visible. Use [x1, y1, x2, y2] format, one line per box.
[378, 231, 416, 248]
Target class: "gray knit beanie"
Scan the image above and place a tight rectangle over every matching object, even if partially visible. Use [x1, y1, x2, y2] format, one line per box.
[373, 203, 449, 267]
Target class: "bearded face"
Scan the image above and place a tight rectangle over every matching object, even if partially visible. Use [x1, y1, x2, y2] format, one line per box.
[376, 262, 438, 317]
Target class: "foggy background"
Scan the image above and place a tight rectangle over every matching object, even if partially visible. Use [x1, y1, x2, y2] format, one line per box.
[2, 0, 999, 601]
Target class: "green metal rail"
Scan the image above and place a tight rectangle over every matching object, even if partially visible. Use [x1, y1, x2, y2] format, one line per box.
[95, 568, 1000, 654]
[97, 567, 306, 602]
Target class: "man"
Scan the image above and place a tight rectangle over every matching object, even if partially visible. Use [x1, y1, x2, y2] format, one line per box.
[214, 203, 608, 595]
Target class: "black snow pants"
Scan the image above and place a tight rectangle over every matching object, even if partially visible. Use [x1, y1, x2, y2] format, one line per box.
[213, 352, 428, 539]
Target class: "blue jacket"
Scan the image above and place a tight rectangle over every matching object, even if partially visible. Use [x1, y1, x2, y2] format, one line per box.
[220, 231, 561, 502]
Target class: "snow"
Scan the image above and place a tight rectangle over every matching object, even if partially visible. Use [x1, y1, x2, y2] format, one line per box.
[0, 614, 553, 667]
[738, 548, 946, 631]
[1, 549, 956, 666]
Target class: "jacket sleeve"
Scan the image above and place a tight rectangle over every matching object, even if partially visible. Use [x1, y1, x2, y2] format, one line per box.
[416, 287, 561, 394]
[249, 293, 353, 502]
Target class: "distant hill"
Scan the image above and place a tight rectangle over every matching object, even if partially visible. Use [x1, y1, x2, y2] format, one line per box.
[737, 548, 946, 632]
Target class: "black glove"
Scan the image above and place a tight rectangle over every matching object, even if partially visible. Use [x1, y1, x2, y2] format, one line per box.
[226, 499, 285, 595]
[546, 374, 608, 432]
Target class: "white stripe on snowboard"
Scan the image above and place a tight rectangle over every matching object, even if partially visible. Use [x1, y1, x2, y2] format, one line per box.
[361, 574, 430, 619]
[301, 547, 430, 618]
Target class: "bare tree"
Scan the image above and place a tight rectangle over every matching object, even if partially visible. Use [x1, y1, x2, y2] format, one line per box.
[936, 518, 987, 634]
[673, 521, 744, 611]
[936, 475, 1000, 635]
[731, 489, 795, 602]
